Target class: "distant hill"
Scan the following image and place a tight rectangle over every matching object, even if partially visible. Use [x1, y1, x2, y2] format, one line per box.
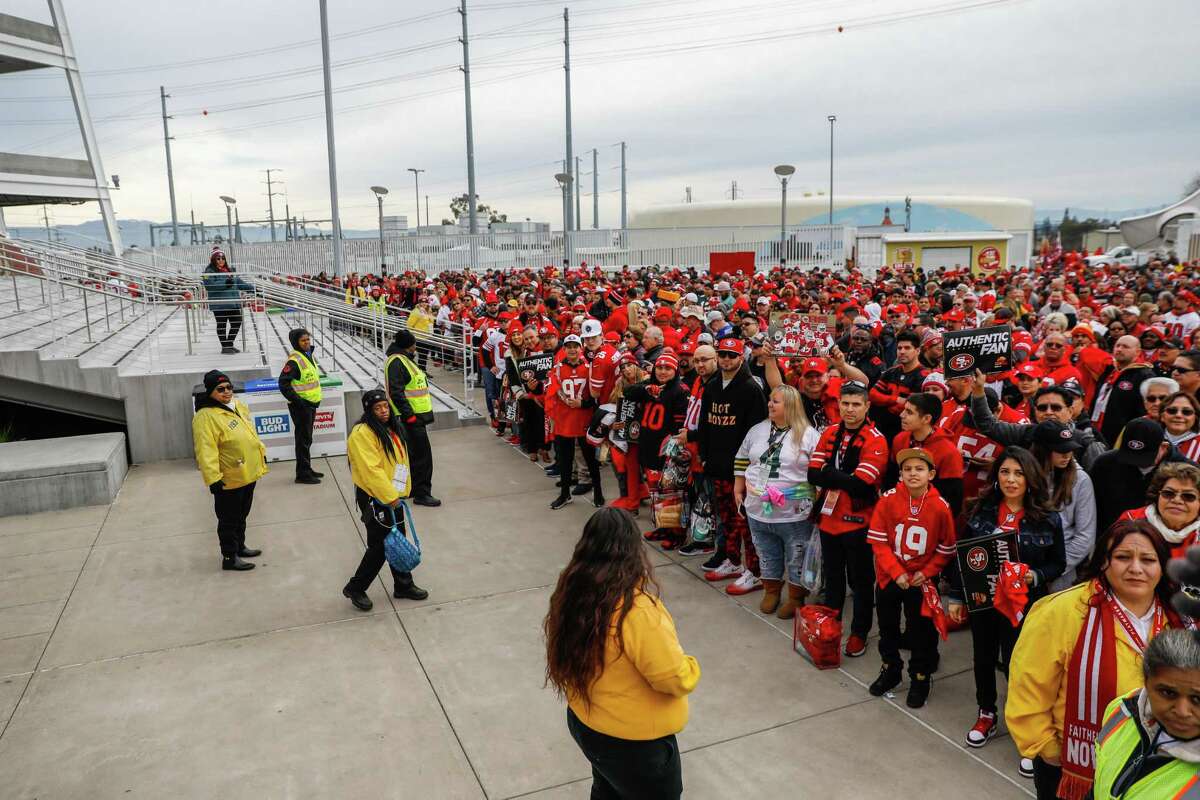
[1033, 206, 1164, 223]
[5, 218, 378, 250]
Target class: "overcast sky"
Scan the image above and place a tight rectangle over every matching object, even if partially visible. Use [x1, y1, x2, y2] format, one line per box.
[2, 0, 1197, 234]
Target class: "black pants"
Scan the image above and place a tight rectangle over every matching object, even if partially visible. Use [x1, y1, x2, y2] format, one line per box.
[1032, 757, 1061, 800]
[405, 421, 434, 499]
[213, 308, 243, 348]
[518, 397, 545, 455]
[288, 401, 316, 477]
[566, 709, 682, 800]
[819, 529, 875, 638]
[555, 435, 600, 495]
[876, 581, 937, 676]
[213, 482, 255, 557]
[346, 488, 414, 593]
[970, 607, 1021, 713]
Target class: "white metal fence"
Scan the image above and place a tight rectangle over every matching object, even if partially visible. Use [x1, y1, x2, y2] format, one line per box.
[137, 224, 854, 276]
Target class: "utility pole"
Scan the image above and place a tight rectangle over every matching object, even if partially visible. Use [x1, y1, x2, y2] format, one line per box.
[190, 208, 197, 244]
[262, 169, 283, 241]
[284, 202, 292, 240]
[592, 148, 598, 229]
[619, 141, 627, 230]
[42, 205, 52, 242]
[828, 114, 837, 266]
[318, 0, 343, 274]
[159, 86, 180, 246]
[407, 168, 425, 229]
[574, 155, 581, 232]
[730, 180, 738, 201]
[685, 186, 692, 204]
[563, 8, 574, 232]
[459, 0, 478, 236]
[425, 195, 429, 230]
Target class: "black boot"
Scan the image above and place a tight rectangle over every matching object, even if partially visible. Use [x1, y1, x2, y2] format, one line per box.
[222, 556, 255, 571]
[343, 586, 372, 611]
[868, 663, 903, 697]
[295, 475, 321, 485]
[309, 470, 325, 478]
[906, 673, 931, 708]
[237, 546, 262, 558]
[394, 582, 429, 601]
[550, 492, 573, 510]
[571, 482, 593, 496]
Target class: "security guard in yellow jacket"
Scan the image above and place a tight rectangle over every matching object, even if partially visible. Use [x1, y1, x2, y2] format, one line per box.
[278, 327, 323, 484]
[342, 389, 429, 611]
[192, 370, 267, 571]
[385, 330, 440, 507]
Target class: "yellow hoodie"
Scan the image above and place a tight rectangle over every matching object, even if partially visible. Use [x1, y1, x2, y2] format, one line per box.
[347, 423, 411, 505]
[567, 592, 700, 741]
[1007, 582, 1160, 762]
[192, 399, 268, 489]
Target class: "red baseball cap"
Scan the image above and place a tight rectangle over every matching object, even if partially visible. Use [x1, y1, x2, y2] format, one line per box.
[679, 340, 697, 355]
[801, 357, 828, 376]
[1015, 363, 1041, 379]
[716, 337, 743, 354]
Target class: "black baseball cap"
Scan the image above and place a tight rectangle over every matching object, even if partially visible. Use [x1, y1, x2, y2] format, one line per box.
[1117, 418, 1165, 467]
[1033, 420, 1081, 453]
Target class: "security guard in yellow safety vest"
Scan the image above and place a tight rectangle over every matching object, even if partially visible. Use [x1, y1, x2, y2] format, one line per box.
[279, 327, 324, 484]
[342, 389, 429, 610]
[385, 329, 440, 507]
[1093, 629, 1200, 800]
[193, 369, 267, 571]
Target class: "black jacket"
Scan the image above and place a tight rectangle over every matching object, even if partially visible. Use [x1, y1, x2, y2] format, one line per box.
[385, 343, 435, 426]
[624, 377, 688, 470]
[278, 329, 320, 407]
[969, 393, 1107, 471]
[690, 365, 767, 479]
[946, 498, 1066, 603]
[1089, 445, 1190, 534]
[1094, 364, 1155, 447]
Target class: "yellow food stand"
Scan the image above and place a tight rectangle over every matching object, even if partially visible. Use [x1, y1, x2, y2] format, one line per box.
[880, 231, 1011, 277]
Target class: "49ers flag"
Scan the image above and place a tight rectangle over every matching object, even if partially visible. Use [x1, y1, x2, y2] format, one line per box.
[942, 325, 1013, 379]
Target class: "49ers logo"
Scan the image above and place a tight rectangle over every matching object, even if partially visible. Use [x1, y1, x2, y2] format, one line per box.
[966, 546, 989, 572]
[948, 353, 975, 373]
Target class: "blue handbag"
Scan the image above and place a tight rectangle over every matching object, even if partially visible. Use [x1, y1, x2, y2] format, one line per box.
[379, 500, 422, 573]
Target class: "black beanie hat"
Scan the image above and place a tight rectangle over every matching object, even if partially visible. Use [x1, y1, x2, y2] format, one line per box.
[361, 389, 389, 411]
[203, 370, 232, 394]
[393, 330, 416, 350]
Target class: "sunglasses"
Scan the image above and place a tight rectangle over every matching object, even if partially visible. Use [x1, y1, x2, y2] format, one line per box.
[1160, 488, 1200, 503]
[1165, 406, 1197, 417]
[1145, 395, 1169, 404]
[1035, 403, 1065, 412]
[215, 384, 233, 392]
[1171, 366, 1199, 375]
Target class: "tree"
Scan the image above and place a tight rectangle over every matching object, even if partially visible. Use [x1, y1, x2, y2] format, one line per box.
[1185, 172, 1200, 198]
[449, 194, 508, 226]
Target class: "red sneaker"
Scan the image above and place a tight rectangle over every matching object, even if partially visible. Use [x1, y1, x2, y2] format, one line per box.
[843, 634, 868, 658]
[966, 709, 997, 748]
[505, 435, 520, 445]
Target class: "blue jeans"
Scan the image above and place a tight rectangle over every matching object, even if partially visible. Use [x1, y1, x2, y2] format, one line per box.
[747, 516, 812, 585]
[482, 368, 501, 419]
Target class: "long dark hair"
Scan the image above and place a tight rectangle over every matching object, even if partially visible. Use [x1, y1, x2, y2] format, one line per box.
[971, 445, 1053, 522]
[544, 507, 659, 706]
[358, 402, 406, 460]
[1031, 443, 1079, 510]
[1081, 519, 1178, 612]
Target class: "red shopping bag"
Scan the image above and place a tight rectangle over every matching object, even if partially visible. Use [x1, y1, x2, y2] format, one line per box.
[793, 605, 842, 670]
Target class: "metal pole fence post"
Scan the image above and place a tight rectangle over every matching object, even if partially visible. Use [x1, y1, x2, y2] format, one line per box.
[83, 288, 92, 342]
[10, 273, 19, 312]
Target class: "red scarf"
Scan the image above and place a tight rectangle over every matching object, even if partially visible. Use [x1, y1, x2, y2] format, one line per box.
[920, 583, 948, 641]
[1058, 583, 1167, 800]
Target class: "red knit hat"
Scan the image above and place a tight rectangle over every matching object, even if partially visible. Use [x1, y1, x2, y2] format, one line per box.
[654, 348, 679, 372]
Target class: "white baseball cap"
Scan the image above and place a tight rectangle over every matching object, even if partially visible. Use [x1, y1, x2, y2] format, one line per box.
[563, 334, 582, 345]
[581, 319, 603, 338]
[680, 306, 703, 320]
[706, 310, 726, 323]
[684, 292, 699, 303]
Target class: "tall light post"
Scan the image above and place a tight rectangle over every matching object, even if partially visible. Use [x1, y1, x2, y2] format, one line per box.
[371, 185, 388, 268]
[827, 114, 837, 267]
[773, 165, 795, 267]
[406, 168, 424, 229]
[219, 195, 236, 261]
[555, 172, 572, 267]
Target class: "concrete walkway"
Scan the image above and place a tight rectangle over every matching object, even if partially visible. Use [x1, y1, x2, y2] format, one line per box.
[0, 426, 1033, 799]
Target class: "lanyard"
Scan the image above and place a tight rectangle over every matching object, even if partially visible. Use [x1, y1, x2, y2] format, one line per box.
[1107, 594, 1163, 652]
[832, 425, 857, 472]
[759, 426, 790, 467]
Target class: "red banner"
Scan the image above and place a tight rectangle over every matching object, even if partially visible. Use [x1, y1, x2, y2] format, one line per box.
[709, 251, 755, 276]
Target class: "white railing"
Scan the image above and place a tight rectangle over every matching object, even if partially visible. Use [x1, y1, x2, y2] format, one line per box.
[139, 224, 853, 276]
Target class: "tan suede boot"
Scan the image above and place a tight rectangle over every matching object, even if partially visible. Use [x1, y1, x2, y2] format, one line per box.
[777, 583, 810, 620]
[759, 579, 783, 614]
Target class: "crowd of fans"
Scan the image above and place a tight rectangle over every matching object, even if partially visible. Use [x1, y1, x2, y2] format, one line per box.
[290, 250, 1200, 799]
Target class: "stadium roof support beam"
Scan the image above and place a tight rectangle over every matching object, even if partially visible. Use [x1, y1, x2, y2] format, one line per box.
[0, 1, 122, 253]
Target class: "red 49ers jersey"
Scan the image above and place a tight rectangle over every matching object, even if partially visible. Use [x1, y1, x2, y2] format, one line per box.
[938, 403, 1024, 503]
[549, 360, 592, 438]
[587, 344, 619, 402]
[867, 486, 957, 587]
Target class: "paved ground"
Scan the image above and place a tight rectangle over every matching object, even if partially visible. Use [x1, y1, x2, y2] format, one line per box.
[0, 425, 1033, 799]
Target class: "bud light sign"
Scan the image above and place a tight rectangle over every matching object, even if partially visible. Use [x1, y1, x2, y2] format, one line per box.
[255, 414, 291, 436]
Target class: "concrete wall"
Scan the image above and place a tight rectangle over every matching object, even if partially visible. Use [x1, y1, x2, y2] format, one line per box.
[0, 432, 127, 517]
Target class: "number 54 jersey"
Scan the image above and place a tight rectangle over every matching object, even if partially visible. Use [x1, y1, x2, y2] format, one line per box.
[867, 485, 957, 589]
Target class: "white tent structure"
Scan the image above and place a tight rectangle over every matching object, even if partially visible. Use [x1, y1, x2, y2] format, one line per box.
[1119, 188, 1200, 253]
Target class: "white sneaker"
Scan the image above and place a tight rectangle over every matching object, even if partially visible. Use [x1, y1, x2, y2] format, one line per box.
[704, 558, 741, 582]
[1018, 757, 1034, 779]
[726, 570, 763, 596]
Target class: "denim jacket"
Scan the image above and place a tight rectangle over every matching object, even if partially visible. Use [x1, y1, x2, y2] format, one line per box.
[946, 499, 1066, 603]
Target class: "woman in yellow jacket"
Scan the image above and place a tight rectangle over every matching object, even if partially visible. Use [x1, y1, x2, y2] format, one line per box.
[342, 389, 428, 611]
[405, 295, 436, 370]
[192, 370, 267, 571]
[1007, 519, 1190, 800]
[544, 507, 700, 798]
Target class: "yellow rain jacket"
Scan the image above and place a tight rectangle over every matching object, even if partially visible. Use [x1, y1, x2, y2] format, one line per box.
[193, 399, 268, 489]
[406, 306, 435, 340]
[347, 423, 411, 505]
[1007, 582, 1160, 763]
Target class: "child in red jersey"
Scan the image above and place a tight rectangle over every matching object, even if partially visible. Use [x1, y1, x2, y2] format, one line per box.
[866, 448, 957, 708]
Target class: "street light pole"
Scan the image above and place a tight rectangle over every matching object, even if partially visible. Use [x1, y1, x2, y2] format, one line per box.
[319, 0, 343, 274]
[773, 165, 795, 267]
[407, 168, 424, 229]
[219, 195, 236, 262]
[555, 172, 572, 267]
[371, 186, 388, 269]
[827, 114, 837, 267]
